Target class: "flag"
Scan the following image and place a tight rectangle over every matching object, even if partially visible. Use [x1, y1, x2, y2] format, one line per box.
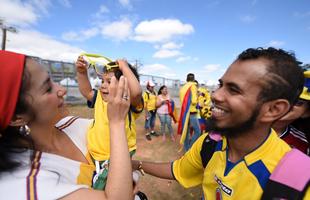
[177, 87, 192, 145]
[167, 100, 178, 123]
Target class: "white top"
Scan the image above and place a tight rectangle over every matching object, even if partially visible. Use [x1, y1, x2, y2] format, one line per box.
[0, 116, 93, 200]
[157, 94, 170, 114]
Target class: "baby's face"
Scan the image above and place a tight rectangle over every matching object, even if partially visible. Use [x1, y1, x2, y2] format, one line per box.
[99, 71, 117, 102]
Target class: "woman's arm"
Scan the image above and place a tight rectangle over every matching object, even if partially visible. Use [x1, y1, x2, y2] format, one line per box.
[105, 76, 132, 198]
[156, 95, 165, 108]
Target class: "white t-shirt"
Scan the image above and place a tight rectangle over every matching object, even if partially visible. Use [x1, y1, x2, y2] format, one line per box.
[0, 116, 93, 200]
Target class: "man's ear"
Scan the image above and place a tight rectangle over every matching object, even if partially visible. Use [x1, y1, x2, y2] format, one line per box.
[259, 99, 291, 123]
[9, 115, 28, 127]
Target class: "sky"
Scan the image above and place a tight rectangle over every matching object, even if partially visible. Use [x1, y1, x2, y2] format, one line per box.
[1, 0, 310, 85]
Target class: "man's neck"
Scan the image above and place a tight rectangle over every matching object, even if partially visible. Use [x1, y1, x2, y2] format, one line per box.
[273, 120, 292, 137]
[226, 126, 271, 163]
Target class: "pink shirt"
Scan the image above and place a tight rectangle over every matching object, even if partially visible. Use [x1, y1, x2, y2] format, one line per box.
[157, 94, 170, 114]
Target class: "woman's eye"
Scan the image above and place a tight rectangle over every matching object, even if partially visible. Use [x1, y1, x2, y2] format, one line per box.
[46, 87, 52, 93]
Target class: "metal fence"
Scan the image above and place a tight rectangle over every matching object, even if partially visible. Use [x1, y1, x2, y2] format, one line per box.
[40, 59, 181, 104]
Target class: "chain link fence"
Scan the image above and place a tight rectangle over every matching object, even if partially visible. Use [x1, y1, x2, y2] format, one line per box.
[40, 59, 181, 105]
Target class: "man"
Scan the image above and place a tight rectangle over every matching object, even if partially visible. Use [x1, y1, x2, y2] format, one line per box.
[143, 80, 159, 140]
[177, 73, 201, 151]
[133, 47, 309, 199]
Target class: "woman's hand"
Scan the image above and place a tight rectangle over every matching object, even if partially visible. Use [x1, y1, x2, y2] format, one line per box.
[107, 76, 130, 123]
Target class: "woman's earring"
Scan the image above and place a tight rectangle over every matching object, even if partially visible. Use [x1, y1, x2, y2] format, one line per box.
[19, 125, 31, 136]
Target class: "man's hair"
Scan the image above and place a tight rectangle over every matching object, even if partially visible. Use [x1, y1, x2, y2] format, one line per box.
[186, 73, 195, 82]
[237, 47, 304, 105]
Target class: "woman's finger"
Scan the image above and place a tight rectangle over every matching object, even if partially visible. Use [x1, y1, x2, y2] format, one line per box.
[122, 77, 129, 101]
[108, 76, 117, 102]
[117, 76, 125, 101]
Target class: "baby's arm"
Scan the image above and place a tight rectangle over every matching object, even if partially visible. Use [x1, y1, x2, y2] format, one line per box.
[75, 56, 95, 101]
[117, 60, 142, 107]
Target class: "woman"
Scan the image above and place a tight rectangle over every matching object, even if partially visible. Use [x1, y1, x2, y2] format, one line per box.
[156, 85, 175, 141]
[0, 50, 133, 199]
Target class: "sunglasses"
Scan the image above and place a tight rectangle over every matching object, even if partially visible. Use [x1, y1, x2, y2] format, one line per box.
[80, 53, 119, 78]
[295, 99, 308, 107]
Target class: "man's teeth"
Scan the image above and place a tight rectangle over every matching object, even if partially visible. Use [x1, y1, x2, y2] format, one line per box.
[212, 107, 225, 115]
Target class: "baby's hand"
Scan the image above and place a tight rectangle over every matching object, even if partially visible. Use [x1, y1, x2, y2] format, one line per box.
[75, 56, 88, 74]
[107, 76, 130, 123]
[116, 59, 129, 71]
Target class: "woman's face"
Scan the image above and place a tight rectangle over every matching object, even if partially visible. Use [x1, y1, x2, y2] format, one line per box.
[23, 58, 68, 126]
[162, 87, 168, 95]
[279, 99, 309, 122]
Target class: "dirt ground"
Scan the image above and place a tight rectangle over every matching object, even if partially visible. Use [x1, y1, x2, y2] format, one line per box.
[68, 104, 202, 200]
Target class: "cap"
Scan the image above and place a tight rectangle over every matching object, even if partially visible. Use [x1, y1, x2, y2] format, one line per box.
[300, 70, 310, 101]
[147, 80, 155, 87]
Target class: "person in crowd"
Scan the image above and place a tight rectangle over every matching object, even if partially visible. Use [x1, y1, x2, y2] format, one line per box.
[143, 80, 159, 141]
[291, 70, 310, 144]
[177, 73, 201, 151]
[156, 85, 175, 142]
[197, 87, 212, 133]
[273, 70, 310, 155]
[75, 56, 143, 190]
[132, 47, 310, 199]
[198, 87, 211, 111]
[0, 50, 134, 199]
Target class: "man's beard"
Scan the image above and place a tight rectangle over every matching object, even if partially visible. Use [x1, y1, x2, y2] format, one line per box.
[205, 106, 261, 138]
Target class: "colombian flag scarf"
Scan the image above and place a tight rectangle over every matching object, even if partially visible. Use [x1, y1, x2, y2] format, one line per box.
[177, 85, 192, 145]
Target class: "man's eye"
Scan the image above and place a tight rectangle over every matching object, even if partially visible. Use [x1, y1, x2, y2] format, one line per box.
[229, 87, 240, 94]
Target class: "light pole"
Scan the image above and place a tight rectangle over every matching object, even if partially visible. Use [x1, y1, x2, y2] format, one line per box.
[0, 20, 17, 50]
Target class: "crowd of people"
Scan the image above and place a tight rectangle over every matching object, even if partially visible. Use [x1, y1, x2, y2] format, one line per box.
[0, 47, 309, 199]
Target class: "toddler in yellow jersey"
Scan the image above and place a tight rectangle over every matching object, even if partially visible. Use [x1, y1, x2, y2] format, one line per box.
[76, 56, 143, 190]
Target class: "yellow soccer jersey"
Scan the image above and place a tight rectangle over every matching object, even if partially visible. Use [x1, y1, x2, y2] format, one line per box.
[87, 91, 143, 161]
[172, 130, 292, 199]
[143, 90, 157, 111]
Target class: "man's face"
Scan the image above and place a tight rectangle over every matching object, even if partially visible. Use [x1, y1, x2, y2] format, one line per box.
[149, 86, 154, 92]
[209, 59, 268, 137]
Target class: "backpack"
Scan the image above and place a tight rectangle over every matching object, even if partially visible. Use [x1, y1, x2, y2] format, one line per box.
[200, 133, 310, 199]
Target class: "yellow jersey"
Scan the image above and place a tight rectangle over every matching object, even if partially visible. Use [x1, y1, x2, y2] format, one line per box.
[143, 90, 157, 111]
[87, 90, 143, 161]
[172, 130, 294, 199]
